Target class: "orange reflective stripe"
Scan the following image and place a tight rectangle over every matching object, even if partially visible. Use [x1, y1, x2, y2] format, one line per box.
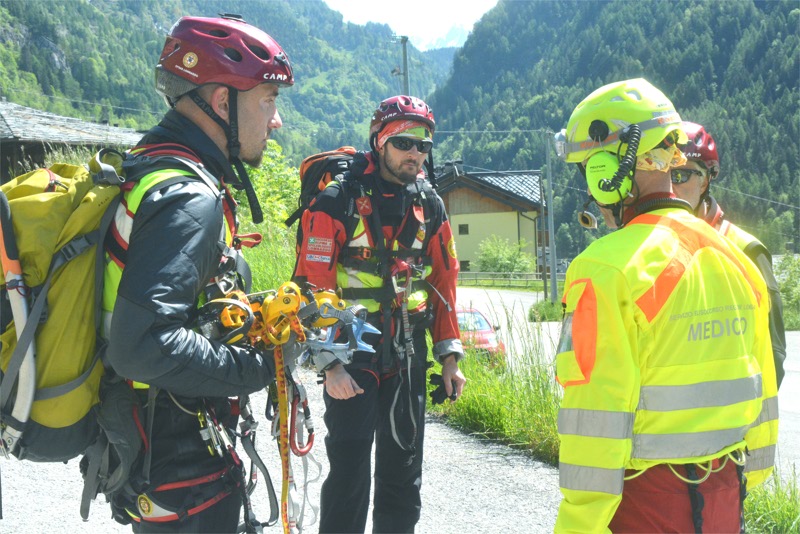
[569, 278, 597, 385]
[635, 243, 694, 322]
[630, 214, 762, 322]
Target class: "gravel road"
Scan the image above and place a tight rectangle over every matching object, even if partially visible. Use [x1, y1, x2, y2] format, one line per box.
[0, 364, 561, 533]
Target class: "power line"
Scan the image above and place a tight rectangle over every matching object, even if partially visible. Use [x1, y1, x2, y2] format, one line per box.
[715, 184, 800, 211]
[6, 91, 799, 213]
[4, 88, 161, 116]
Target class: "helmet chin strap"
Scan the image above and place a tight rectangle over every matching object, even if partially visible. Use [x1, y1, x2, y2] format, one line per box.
[188, 88, 264, 224]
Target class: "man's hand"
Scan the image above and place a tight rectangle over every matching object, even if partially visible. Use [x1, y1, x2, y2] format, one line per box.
[441, 354, 466, 402]
[324, 364, 364, 400]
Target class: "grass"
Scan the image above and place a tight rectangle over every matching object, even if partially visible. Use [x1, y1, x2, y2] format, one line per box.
[428, 313, 562, 466]
[240, 223, 297, 290]
[528, 298, 564, 322]
[428, 303, 799, 532]
[745, 467, 800, 533]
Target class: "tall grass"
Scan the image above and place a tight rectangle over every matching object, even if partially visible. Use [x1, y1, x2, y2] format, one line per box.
[429, 308, 561, 465]
[745, 467, 800, 533]
[242, 226, 297, 291]
[430, 302, 799, 531]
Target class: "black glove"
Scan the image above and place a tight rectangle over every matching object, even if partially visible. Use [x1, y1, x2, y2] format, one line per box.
[429, 373, 457, 405]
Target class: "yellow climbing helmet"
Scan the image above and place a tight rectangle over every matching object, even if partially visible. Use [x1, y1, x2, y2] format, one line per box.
[556, 78, 686, 164]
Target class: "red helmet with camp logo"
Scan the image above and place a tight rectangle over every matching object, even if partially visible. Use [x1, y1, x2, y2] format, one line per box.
[369, 95, 435, 136]
[155, 14, 293, 105]
[678, 121, 720, 179]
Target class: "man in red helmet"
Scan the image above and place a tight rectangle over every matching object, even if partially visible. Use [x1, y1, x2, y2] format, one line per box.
[293, 95, 466, 533]
[672, 121, 786, 388]
[98, 14, 295, 532]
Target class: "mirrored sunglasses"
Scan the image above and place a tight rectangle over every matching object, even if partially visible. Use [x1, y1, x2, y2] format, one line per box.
[388, 137, 433, 154]
[671, 168, 705, 185]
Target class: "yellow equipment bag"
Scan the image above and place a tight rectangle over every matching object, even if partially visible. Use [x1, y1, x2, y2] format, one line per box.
[0, 160, 122, 462]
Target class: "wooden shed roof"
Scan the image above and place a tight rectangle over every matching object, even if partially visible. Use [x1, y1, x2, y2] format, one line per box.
[0, 99, 142, 147]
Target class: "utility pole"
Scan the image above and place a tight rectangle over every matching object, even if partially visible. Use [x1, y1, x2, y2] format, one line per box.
[545, 133, 558, 303]
[538, 172, 548, 303]
[400, 36, 410, 94]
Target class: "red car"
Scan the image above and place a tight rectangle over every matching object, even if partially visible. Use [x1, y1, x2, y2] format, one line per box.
[456, 307, 506, 359]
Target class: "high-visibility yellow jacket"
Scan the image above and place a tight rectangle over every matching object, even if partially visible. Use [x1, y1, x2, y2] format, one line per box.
[554, 207, 778, 533]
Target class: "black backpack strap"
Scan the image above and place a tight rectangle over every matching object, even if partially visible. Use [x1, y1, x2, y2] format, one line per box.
[80, 430, 110, 520]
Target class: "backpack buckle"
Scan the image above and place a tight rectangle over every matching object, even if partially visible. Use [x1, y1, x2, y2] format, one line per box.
[91, 149, 126, 186]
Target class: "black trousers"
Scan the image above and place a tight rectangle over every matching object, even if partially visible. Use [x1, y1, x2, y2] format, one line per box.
[319, 353, 428, 534]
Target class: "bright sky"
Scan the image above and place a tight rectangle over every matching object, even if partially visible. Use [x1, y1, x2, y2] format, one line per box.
[322, 0, 499, 51]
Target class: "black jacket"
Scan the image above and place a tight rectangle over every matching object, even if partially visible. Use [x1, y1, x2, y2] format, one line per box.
[106, 110, 273, 396]
[104, 111, 274, 487]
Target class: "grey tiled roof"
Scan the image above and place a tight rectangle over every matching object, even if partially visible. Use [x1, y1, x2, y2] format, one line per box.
[467, 171, 543, 207]
[0, 100, 142, 148]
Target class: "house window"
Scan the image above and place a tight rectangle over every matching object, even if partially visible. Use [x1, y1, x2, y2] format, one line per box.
[460, 260, 471, 272]
[458, 224, 469, 235]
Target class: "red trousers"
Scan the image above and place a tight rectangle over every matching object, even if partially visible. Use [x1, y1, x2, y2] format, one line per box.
[609, 460, 742, 533]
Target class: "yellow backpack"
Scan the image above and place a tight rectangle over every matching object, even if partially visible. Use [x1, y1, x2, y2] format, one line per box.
[0, 155, 124, 462]
[0, 147, 215, 465]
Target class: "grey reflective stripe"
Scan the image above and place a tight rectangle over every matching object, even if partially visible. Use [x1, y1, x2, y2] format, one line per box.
[633, 427, 748, 459]
[558, 409, 634, 439]
[750, 395, 779, 428]
[744, 444, 776, 473]
[564, 113, 681, 156]
[638, 375, 762, 412]
[559, 463, 624, 495]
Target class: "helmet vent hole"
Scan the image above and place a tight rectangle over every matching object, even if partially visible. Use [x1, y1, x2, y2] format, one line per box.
[200, 29, 229, 38]
[247, 44, 270, 61]
[224, 48, 243, 62]
[624, 90, 643, 101]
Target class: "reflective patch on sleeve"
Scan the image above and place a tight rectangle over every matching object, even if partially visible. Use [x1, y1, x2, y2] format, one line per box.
[557, 313, 586, 386]
[556, 279, 597, 387]
[557, 312, 574, 354]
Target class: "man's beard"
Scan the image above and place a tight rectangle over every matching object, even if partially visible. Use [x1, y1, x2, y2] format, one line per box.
[382, 148, 422, 184]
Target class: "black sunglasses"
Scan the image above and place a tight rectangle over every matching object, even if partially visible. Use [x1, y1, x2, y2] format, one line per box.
[388, 137, 433, 154]
[671, 168, 706, 185]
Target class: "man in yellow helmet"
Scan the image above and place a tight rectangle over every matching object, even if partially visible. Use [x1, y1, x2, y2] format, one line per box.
[552, 78, 778, 532]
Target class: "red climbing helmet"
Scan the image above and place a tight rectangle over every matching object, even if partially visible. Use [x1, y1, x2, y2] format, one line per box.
[155, 14, 293, 105]
[369, 95, 435, 137]
[678, 121, 720, 179]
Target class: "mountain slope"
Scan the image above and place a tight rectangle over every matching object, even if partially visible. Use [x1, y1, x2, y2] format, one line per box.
[0, 0, 450, 157]
[429, 0, 799, 255]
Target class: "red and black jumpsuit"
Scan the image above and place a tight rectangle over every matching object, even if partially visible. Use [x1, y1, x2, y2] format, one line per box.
[294, 152, 461, 533]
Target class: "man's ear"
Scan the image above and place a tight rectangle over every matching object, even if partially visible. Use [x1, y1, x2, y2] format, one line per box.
[209, 85, 230, 122]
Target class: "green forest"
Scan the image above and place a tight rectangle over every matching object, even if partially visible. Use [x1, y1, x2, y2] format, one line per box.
[0, 0, 797, 257]
[0, 0, 447, 155]
[429, 0, 799, 257]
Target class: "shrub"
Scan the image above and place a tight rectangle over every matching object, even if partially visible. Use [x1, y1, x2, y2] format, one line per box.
[528, 298, 563, 322]
[476, 235, 535, 273]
